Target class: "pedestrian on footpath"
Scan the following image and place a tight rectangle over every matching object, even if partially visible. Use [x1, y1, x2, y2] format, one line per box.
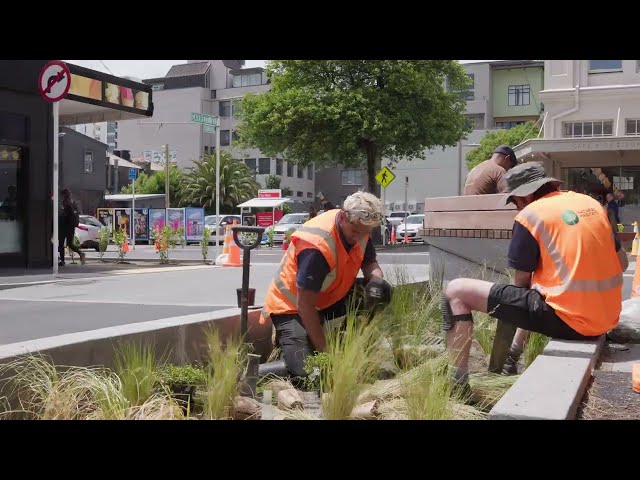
[59, 188, 85, 267]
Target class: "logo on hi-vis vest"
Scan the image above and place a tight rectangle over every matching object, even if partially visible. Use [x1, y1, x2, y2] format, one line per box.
[561, 210, 580, 226]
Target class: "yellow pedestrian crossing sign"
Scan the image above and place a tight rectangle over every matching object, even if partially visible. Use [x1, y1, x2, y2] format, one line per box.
[375, 166, 396, 188]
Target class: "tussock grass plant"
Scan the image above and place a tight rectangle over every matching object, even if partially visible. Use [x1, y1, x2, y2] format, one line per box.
[523, 332, 550, 367]
[402, 355, 452, 420]
[202, 328, 246, 420]
[320, 313, 382, 420]
[469, 372, 518, 409]
[0, 355, 184, 420]
[0, 355, 95, 420]
[473, 311, 497, 356]
[113, 342, 160, 407]
[381, 264, 444, 349]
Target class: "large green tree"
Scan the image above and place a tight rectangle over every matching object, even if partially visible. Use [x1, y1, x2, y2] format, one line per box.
[236, 60, 472, 196]
[120, 167, 184, 207]
[179, 152, 259, 213]
[465, 122, 540, 170]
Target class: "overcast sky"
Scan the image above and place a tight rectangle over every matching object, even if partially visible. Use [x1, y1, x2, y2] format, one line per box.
[65, 60, 494, 81]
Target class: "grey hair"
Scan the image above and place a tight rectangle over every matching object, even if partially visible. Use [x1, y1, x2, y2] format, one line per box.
[343, 191, 384, 227]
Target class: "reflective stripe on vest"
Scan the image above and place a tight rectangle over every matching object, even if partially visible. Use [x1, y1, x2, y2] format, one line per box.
[518, 207, 623, 295]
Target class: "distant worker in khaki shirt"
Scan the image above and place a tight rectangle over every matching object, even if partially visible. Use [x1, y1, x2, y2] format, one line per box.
[463, 145, 518, 195]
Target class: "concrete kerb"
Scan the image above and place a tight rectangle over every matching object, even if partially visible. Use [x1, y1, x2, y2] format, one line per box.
[0, 307, 272, 386]
[488, 335, 606, 420]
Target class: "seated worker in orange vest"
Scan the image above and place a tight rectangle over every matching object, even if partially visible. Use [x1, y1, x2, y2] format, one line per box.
[441, 163, 629, 398]
[260, 191, 388, 382]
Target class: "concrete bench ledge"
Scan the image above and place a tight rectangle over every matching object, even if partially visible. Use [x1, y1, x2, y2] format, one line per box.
[489, 355, 592, 420]
[543, 335, 605, 371]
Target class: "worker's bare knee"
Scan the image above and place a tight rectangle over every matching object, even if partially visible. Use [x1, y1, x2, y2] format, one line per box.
[441, 279, 474, 331]
[445, 278, 472, 312]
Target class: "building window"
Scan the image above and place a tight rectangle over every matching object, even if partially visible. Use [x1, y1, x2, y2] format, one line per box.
[219, 101, 231, 117]
[341, 169, 363, 186]
[508, 85, 530, 106]
[83, 151, 93, 173]
[232, 73, 263, 88]
[589, 60, 623, 73]
[466, 113, 485, 130]
[258, 158, 270, 175]
[287, 161, 294, 177]
[307, 192, 313, 199]
[296, 191, 303, 197]
[245, 158, 256, 172]
[626, 119, 640, 135]
[220, 130, 230, 146]
[307, 165, 313, 180]
[466, 74, 475, 101]
[276, 158, 283, 176]
[297, 165, 304, 178]
[562, 120, 614, 138]
[495, 121, 525, 130]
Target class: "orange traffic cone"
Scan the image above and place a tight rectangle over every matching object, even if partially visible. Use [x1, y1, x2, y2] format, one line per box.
[215, 225, 232, 266]
[224, 220, 242, 267]
[390, 226, 396, 244]
[222, 224, 231, 254]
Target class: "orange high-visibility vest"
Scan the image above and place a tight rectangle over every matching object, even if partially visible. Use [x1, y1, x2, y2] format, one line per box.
[632, 264, 640, 299]
[515, 191, 623, 336]
[259, 209, 369, 324]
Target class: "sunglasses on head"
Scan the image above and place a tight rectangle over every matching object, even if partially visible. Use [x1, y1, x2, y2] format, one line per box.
[344, 210, 384, 223]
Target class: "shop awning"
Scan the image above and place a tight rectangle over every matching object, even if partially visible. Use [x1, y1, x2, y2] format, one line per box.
[108, 154, 142, 170]
[59, 63, 153, 126]
[104, 194, 165, 202]
[237, 198, 291, 209]
[515, 136, 640, 160]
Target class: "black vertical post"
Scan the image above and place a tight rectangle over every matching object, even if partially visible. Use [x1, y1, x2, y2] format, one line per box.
[231, 226, 265, 340]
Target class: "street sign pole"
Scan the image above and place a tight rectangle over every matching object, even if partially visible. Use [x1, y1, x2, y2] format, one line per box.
[131, 174, 136, 250]
[52, 101, 59, 275]
[382, 185, 386, 246]
[39, 61, 72, 276]
[164, 144, 170, 227]
[215, 121, 220, 261]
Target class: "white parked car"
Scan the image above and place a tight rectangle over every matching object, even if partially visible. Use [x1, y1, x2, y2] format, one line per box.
[204, 214, 243, 244]
[387, 211, 410, 228]
[265, 213, 309, 243]
[76, 215, 106, 251]
[395, 214, 425, 243]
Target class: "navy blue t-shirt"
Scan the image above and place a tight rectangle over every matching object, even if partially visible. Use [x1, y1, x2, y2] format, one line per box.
[508, 220, 621, 273]
[296, 229, 376, 292]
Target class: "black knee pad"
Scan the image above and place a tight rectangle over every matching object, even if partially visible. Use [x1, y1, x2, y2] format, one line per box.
[440, 294, 473, 331]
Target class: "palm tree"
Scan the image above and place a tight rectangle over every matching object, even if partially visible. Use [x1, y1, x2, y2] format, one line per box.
[180, 152, 259, 212]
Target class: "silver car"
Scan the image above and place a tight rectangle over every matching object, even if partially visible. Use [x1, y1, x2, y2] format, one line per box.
[267, 213, 309, 243]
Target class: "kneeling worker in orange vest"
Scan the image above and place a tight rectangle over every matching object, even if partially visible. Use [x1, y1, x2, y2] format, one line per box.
[260, 191, 389, 382]
[442, 163, 629, 399]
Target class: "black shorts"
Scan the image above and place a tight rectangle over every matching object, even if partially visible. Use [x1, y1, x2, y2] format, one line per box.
[487, 284, 599, 341]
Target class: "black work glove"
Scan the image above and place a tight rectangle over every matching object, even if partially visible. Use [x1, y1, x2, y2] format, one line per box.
[364, 277, 393, 310]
